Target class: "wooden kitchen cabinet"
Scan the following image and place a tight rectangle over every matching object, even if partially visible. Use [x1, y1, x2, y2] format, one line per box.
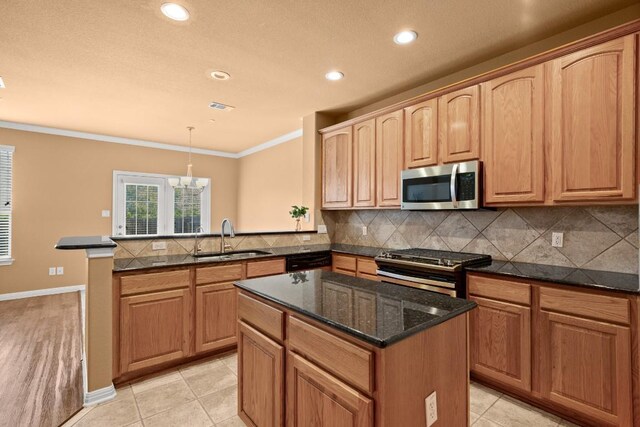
[353, 119, 376, 207]
[482, 65, 545, 204]
[287, 352, 374, 427]
[539, 311, 632, 426]
[238, 321, 284, 427]
[439, 84, 481, 163]
[195, 282, 237, 354]
[404, 98, 438, 168]
[322, 127, 353, 208]
[376, 110, 404, 207]
[548, 35, 636, 202]
[120, 288, 191, 373]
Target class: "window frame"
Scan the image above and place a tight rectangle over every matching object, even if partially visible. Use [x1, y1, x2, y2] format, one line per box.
[0, 145, 14, 266]
[112, 171, 211, 237]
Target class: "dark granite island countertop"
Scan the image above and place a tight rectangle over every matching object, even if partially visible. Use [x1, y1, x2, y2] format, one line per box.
[234, 270, 476, 348]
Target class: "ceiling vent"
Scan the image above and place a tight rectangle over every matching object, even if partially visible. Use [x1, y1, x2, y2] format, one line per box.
[0, 77, 5, 89]
[209, 101, 234, 111]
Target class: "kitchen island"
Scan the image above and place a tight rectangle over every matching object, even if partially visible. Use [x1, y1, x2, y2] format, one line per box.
[234, 270, 476, 427]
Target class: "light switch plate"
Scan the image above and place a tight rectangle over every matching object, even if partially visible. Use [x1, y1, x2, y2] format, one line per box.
[362, 226, 367, 236]
[317, 225, 327, 234]
[152, 241, 167, 250]
[49, 267, 56, 276]
[552, 232, 564, 248]
[56, 266, 64, 275]
[425, 391, 438, 427]
[101, 210, 110, 218]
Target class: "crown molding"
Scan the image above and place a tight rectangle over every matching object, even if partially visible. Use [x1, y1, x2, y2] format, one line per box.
[0, 120, 301, 158]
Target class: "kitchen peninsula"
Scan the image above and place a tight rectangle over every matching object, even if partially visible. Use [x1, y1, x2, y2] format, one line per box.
[234, 270, 476, 427]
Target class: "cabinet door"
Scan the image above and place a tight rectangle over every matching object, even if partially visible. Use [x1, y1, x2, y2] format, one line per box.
[353, 119, 376, 207]
[404, 98, 438, 168]
[376, 110, 404, 207]
[539, 311, 632, 426]
[322, 127, 353, 208]
[287, 352, 373, 427]
[549, 35, 636, 202]
[120, 288, 191, 373]
[238, 321, 284, 427]
[483, 65, 545, 204]
[469, 296, 531, 392]
[195, 282, 237, 354]
[439, 85, 481, 163]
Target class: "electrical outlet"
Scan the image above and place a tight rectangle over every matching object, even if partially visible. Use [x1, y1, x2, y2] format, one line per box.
[56, 266, 64, 275]
[362, 226, 368, 236]
[302, 235, 311, 241]
[425, 391, 438, 427]
[552, 232, 564, 248]
[317, 225, 327, 234]
[152, 241, 167, 251]
[49, 267, 56, 276]
[101, 210, 110, 218]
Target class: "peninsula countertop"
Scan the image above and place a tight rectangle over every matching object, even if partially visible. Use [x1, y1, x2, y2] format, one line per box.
[233, 270, 476, 348]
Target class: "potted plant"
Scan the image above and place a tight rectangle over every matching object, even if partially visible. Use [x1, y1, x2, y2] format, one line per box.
[289, 205, 309, 231]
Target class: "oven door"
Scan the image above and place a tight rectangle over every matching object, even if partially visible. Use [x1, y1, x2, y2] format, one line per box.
[376, 270, 458, 297]
[401, 160, 480, 210]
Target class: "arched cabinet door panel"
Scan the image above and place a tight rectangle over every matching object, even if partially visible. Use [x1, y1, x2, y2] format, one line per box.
[439, 84, 481, 163]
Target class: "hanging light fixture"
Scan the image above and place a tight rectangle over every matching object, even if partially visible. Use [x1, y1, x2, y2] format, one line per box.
[168, 126, 208, 191]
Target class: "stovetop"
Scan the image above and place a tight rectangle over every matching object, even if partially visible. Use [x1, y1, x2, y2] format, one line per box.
[376, 248, 492, 269]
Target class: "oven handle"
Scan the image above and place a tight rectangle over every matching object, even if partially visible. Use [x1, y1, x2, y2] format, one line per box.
[450, 163, 459, 208]
[376, 270, 456, 289]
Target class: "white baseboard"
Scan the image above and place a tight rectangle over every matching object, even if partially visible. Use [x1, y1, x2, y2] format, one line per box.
[84, 383, 117, 406]
[0, 284, 86, 301]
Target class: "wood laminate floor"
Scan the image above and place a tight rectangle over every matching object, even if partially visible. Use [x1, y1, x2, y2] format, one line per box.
[0, 292, 84, 427]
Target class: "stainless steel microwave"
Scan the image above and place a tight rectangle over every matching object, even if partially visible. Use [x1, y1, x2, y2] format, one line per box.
[401, 160, 481, 210]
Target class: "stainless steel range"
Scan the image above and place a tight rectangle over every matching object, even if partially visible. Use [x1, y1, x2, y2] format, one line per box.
[375, 249, 491, 298]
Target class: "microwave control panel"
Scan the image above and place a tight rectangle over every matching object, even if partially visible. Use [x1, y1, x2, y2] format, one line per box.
[457, 173, 476, 201]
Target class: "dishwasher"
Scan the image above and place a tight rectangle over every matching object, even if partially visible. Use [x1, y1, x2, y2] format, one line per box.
[285, 251, 332, 272]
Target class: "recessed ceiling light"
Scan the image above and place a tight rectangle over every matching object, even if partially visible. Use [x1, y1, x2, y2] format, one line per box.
[160, 3, 190, 21]
[325, 71, 344, 81]
[209, 101, 235, 111]
[210, 70, 231, 81]
[393, 30, 418, 45]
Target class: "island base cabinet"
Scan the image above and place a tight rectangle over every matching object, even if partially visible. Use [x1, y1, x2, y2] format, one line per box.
[120, 289, 191, 373]
[539, 311, 633, 427]
[238, 322, 284, 427]
[287, 353, 373, 427]
[195, 282, 237, 354]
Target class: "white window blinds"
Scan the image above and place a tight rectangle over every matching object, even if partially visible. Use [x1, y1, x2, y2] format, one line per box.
[0, 145, 14, 263]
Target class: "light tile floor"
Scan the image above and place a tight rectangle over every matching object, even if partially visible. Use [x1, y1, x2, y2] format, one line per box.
[63, 352, 581, 426]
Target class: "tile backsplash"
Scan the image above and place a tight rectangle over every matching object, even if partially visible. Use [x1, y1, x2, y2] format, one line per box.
[322, 206, 639, 274]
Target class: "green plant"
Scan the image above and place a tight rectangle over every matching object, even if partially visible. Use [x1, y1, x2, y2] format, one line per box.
[289, 205, 309, 219]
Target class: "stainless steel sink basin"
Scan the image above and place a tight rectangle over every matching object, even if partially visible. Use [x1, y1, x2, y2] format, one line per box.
[193, 250, 272, 261]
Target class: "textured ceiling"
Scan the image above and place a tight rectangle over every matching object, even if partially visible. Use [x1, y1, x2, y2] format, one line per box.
[0, 0, 635, 152]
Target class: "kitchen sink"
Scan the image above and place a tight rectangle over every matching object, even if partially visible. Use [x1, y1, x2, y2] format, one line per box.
[193, 250, 273, 261]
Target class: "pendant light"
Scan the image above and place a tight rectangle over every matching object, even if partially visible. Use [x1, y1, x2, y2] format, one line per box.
[168, 127, 208, 191]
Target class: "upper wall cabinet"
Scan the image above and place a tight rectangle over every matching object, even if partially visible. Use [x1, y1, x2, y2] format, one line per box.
[482, 65, 545, 204]
[353, 119, 376, 207]
[439, 85, 481, 163]
[548, 35, 636, 202]
[376, 110, 404, 207]
[322, 127, 353, 208]
[404, 99, 438, 168]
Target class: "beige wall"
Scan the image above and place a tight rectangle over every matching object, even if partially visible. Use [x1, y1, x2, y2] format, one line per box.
[236, 137, 304, 231]
[0, 127, 238, 294]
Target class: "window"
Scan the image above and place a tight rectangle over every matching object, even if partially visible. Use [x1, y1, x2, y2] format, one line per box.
[0, 145, 14, 265]
[113, 171, 210, 237]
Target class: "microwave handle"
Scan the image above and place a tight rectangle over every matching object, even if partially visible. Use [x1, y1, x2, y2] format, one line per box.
[450, 163, 459, 208]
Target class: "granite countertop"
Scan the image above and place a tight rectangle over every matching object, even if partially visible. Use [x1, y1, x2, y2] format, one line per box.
[467, 260, 640, 294]
[56, 236, 117, 250]
[234, 270, 476, 348]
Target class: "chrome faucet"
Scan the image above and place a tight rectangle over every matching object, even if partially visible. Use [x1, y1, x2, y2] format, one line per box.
[193, 226, 205, 256]
[220, 218, 235, 253]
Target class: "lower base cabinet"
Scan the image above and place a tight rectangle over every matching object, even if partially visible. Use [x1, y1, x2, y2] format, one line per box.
[287, 352, 373, 427]
[238, 321, 284, 427]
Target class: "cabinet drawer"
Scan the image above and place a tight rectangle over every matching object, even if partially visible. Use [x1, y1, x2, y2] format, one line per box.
[196, 263, 243, 285]
[246, 258, 285, 278]
[468, 274, 531, 306]
[333, 253, 356, 271]
[539, 286, 630, 325]
[121, 269, 190, 296]
[238, 292, 284, 342]
[288, 316, 374, 394]
[357, 257, 378, 276]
